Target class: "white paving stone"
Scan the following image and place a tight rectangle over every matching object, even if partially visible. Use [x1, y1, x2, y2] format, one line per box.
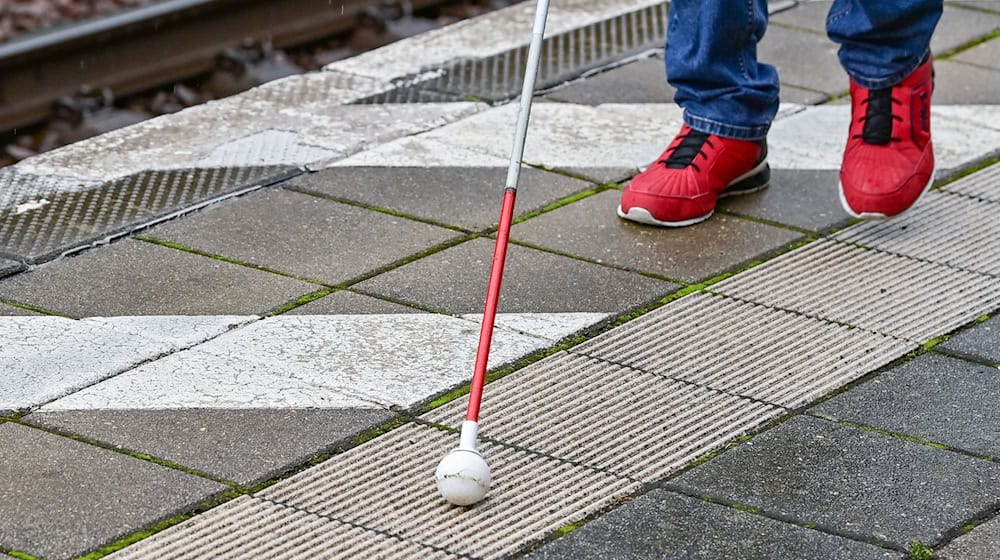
[89, 316, 256, 348]
[327, 136, 510, 168]
[461, 312, 610, 341]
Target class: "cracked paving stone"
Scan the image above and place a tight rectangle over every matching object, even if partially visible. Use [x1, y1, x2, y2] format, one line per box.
[24, 408, 396, 486]
[512, 190, 803, 282]
[719, 169, 846, 232]
[939, 316, 1000, 364]
[940, 516, 1000, 560]
[813, 353, 1000, 458]
[285, 290, 420, 315]
[525, 490, 903, 560]
[286, 167, 593, 231]
[0, 423, 226, 560]
[146, 188, 459, 285]
[0, 239, 316, 317]
[357, 236, 679, 314]
[673, 415, 1000, 549]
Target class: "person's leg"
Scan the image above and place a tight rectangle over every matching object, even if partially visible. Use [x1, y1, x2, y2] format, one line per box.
[828, 0, 943, 218]
[619, 0, 776, 227]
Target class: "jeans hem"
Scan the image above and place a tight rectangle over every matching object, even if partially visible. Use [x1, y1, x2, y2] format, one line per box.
[684, 112, 770, 140]
[846, 49, 931, 89]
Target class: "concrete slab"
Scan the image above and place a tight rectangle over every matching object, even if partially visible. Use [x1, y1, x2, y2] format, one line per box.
[0, 239, 316, 317]
[286, 290, 420, 315]
[814, 354, 1000, 458]
[511, 190, 803, 282]
[525, 490, 904, 560]
[43, 314, 550, 411]
[954, 36, 1000, 71]
[147, 188, 458, 285]
[356, 237, 679, 314]
[940, 316, 1000, 364]
[940, 516, 1000, 560]
[769, 0, 833, 33]
[0, 258, 22, 278]
[714, 239, 1000, 343]
[544, 57, 675, 105]
[779, 84, 830, 105]
[330, 136, 512, 168]
[673, 415, 1000, 549]
[462, 313, 612, 343]
[719, 169, 847, 232]
[25, 408, 395, 486]
[0, 303, 39, 316]
[933, 61, 1000, 104]
[761, 24, 847, 95]
[0, 422, 226, 560]
[287, 167, 594, 231]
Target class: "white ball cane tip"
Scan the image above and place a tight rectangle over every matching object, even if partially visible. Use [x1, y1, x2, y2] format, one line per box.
[435, 448, 491, 506]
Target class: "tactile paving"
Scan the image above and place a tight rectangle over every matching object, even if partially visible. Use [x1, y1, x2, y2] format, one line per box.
[939, 161, 1000, 203]
[422, 352, 784, 481]
[259, 424, 635, 559]
[104, 496, 457, 560]
[0, 166, 295, 264]
[573, 293, 917, 409]
[712, 239, 1000, 342]
[834, 190, 1000, 276]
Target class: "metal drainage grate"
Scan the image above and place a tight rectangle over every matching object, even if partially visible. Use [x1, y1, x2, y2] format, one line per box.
[572, 293, 917, 409]
[0, 166, 296, 264]
[834, 191, 1000, 277]
[422, 352, 784, 481]
[712, 239, 1000, 343]
[939, 161, 1000, 203]
[105, 495, 457, 560]
[258, 424, 635, 559]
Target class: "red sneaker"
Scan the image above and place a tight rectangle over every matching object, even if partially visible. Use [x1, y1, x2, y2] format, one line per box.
[839, 57, 935, 218]
[618, 125, 769, 227]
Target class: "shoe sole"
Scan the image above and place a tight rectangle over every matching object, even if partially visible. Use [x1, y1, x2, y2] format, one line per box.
[618, 161, 770, 227]
[838, 168, 936, 220]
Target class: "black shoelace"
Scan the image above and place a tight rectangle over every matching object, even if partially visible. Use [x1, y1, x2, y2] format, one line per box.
[855, 88, 902, 145]
[660, 129, 713, 172]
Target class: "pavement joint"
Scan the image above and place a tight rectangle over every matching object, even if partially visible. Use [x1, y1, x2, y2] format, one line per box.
[0, 298, 71, 318]
[938, 27, 1000, 60]
[716, 208, 822, 236]
[936, 153, 1000, 190]
[506, 237, 690, 286]
[813, 416, 1000, 463]
[951, 0, 1000, 15]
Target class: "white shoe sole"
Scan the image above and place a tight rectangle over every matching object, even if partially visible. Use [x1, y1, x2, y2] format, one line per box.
[838, 168, 936, 220]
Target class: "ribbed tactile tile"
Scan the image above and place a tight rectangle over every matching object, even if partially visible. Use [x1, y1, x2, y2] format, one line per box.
[573, 293, 916, 409]
[713, 239, 1000, 342]
[259, 424, 635, 559]
[940, 162, 1000, 203]
[422, 352, 783, 481]
[105, 496, 457, 560]
[834, 191, 1000, 276]
[0, 167, 291, 264]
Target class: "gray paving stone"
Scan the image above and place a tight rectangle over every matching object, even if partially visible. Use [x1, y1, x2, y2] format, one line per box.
[544, 57, 676, 105]
[0, 303, 39, 316]
[674, 415, 1000, 549]
[940, 516, 1000, 560]
[940, 316, 1000, 364]
[0, 239, 315, 317]
[511, 190, 803, 282]
[25, 408, 395, 486]
[813, 354, 1000, 458]
[779, 84, 830, 105]
[761, 24, 848, 95]
[0, 422, 226, 560]
[286, 290, 419, 315]
[147, 188, 458, 285]
[525, 490, 903, 560]
[0, 258, 22, 278]
[286, 167, 593, 231]
[719, 169, 847, 232]
[954, 36, 1000, 71]
[357, 237, 678, 314]
[933, 60, 1000, 104]
[769, 0, 832, 32]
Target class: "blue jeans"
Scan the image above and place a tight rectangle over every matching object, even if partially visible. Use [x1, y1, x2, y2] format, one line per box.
[666, 0, 943, 140]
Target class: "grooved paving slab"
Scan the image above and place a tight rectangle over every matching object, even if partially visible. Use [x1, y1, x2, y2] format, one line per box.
[0, 239, 317, 317]
[103, 496, 458, 560]
[673, 415, 1000, 549]
[940, 516, 1000, 560]
[813, 354, 1000, 458]
[525, 490, 904, 560]
[0, 423, 227, 560]
[940, 316, 1000, 364]
[544, 56, 675, 105]
[259, 424, 636, 559]
[713, 239, 1000, 342]
[718, 169, 846, 231]
[286, 290, 420, 315]
[147, 188, 459, 285]
[0, 167, 293, 264]
[574, 293, 916, 408]
[933, 60, 1000, 104]
[941, 162, 1000, 203]
[512, 190, 803, 282]
[25, 408, 395, 486]
[833, 191, 1000, 276]
[760, 24, 846, 95]
[287, 167, 594, 231]
[423, 352, 783, 481]
[357, 237, 678, 314]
